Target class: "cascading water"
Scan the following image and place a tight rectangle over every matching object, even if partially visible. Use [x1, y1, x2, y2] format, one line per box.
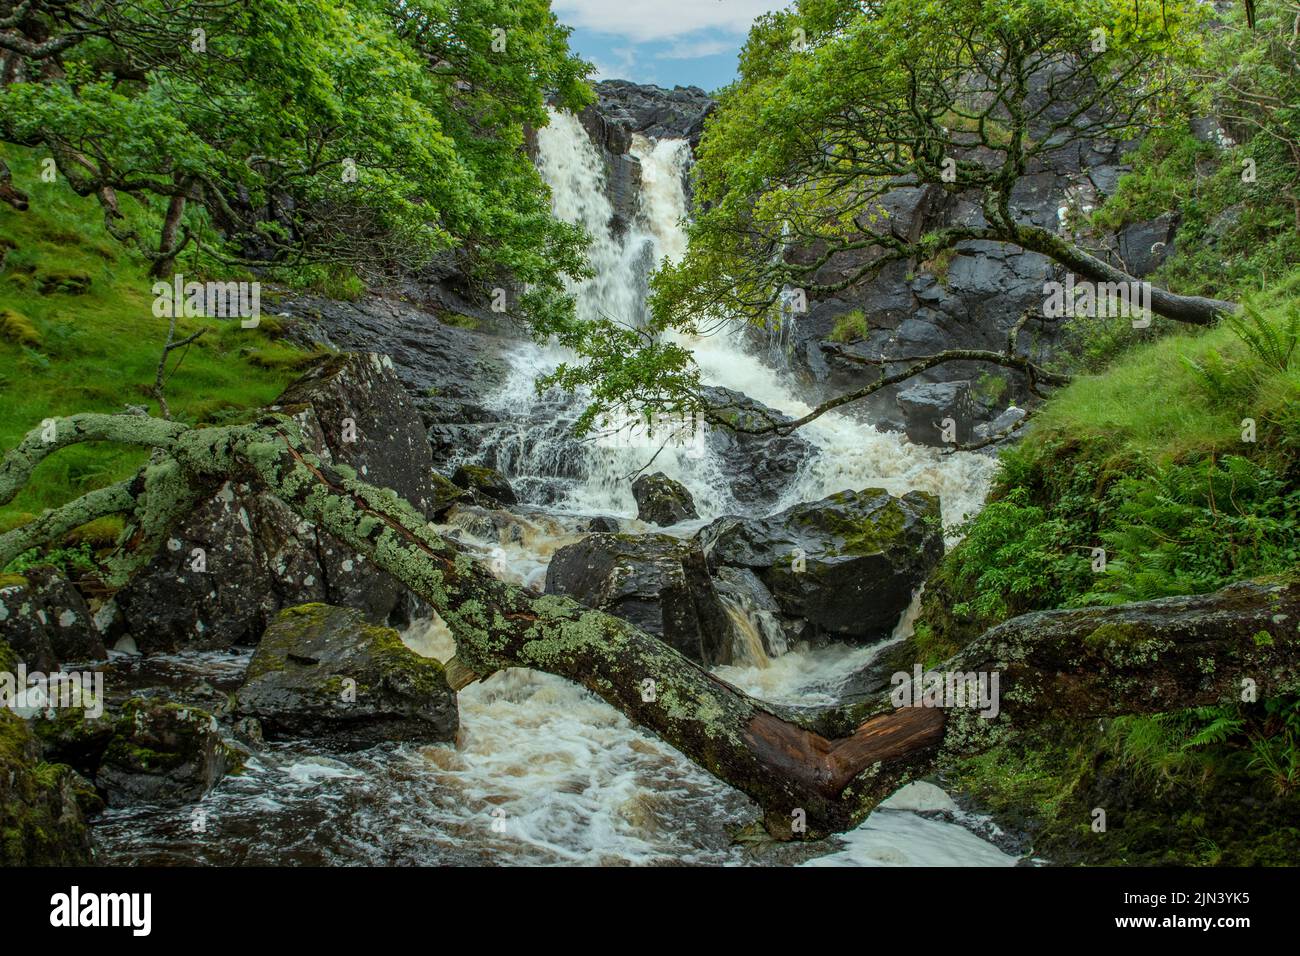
[468, 108, 998, 527]
[90, 108, 1017, 867]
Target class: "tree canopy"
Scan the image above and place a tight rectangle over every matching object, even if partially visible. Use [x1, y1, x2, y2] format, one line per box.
[0, 0, 592, 318]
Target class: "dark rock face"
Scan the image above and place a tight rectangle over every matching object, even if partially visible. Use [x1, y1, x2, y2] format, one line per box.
[544, 533, 734, 665]
[702, 386, 818, 513]
[276, 293, 509, 443]
[111, 353, 434, 654]
[896, 380, 977, 447]
[452, 464, 518, 506]
[592, 80, 718, 147]
[631, 472, 699, 526]
[697, 488, 943, 643]
[235, 604, 458, 750]
[0, 568, 105, 669]
[96, 699, 236, 807]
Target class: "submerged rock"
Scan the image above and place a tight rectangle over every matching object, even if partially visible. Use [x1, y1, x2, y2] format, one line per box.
[697, 488, 943, 643]
[235, 604, 458, 750]
[631, 472, 699, 526]
[544, 533, 734, 665]
[95, 698, 237, 808]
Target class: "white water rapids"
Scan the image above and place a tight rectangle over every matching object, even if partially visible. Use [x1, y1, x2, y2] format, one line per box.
[91, 108, 1015, 867]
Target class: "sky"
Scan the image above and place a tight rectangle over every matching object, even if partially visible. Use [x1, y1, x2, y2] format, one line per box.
[553, 0, 784, 92]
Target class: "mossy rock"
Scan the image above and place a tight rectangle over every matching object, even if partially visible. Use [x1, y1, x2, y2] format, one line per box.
[34, 270, 92, 295]
[0, 710, 93, 865]
[451, 464, 517, 505]
[235, 603, 458, 750]
[95, 698, 238, 808]
[429, 470, 470, 518]
[696, 488, 943, 643]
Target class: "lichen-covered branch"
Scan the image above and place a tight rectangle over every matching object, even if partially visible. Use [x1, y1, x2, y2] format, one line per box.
[3, 413, 1297, 840]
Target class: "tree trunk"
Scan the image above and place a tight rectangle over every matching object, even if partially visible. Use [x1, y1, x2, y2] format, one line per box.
[1012, 223, 1237, 325]
[3, 414, 1297, 838]
[149, 194, 187, 279]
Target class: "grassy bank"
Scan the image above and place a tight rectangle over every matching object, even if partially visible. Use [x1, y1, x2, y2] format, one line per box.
[0, 146, 323, 541]
[916, 279, 1300, 865]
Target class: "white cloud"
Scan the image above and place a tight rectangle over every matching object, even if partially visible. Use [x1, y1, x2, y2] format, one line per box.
[656, 37, 735, 59]
[554, 0, 782, 42]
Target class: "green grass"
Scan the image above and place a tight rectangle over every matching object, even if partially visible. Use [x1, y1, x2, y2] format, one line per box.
[0, 145, 324, 528]
[1035, 287, 1300, 464]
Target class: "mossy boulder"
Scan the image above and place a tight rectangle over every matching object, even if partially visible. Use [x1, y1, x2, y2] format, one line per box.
[631, 472, 699, 526]
[696, 488, 943, 643]
[451, 464, 517, 505]
[96, 698, 237, 807]
[0, 710, 93, 865]
[112, 353, 437, 653]
[235, 603, 458, 750]
[429, 470, 470, 518]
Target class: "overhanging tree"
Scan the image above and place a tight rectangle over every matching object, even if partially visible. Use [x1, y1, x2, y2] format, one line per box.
[539, 0, 1247, 436]
[0, 0, 592, 318]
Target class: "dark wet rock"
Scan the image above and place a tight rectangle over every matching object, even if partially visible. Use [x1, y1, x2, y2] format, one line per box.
[592, 80, 718, 147]
[95, 698, 237, 808]
[452, 463, 517, 506]
[112, 353, 432, 654]
[275, 292, 509, 438]
[235, 604, 458, 750]
[1116, 213, 1177, 277]
[0, 710, 93, 865]
[429, 471, 471, 518]
[697, 488, 943, 643]
[544, 533, 734, 665]
[631, 472, 699, 526]
[702, 386, 818, 513]
[896, 380, 977, 447]
[583, 516, 621, 533]
[0, 568, 105, 670]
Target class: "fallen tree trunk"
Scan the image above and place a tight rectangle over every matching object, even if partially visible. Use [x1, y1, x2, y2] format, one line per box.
[3, 413, 1298, 837]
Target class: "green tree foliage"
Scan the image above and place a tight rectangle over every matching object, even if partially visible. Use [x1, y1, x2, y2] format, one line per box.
[0, 0, 592, 320]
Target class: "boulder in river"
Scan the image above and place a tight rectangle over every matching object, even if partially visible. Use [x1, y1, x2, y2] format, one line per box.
[697, 488, 943, 643]
[631, 472, 699, 526]
[544, 533, 734, 665]
[702, 386, 818, 514]
[0, 568, 105, 670]
[235, 604, 458, 750]
[896, 380, 977, 447]
[96, 698, 237, 807]
[110, 352, 434, 654]
[451, 463, 518, 505]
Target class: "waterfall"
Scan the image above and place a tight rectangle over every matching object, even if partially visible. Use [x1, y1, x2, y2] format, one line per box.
[475, 108, 999, 530]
